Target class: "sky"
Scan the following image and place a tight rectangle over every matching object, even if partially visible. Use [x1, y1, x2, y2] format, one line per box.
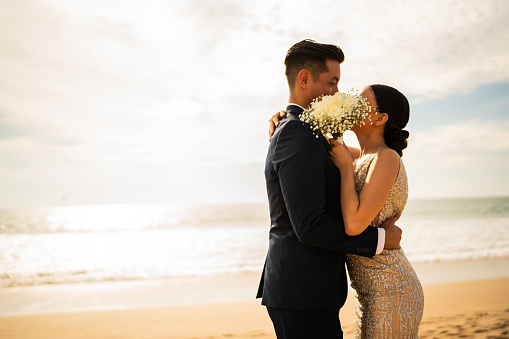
[1, 0, 508, 208]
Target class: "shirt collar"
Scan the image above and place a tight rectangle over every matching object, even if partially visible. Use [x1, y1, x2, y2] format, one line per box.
[287, 103, 305, 111]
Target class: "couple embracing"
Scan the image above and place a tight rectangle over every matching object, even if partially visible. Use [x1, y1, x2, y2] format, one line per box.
[256, 40, 424, 338]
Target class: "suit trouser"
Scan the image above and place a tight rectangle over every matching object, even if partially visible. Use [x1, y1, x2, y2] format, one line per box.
[267, 306, 343, 339]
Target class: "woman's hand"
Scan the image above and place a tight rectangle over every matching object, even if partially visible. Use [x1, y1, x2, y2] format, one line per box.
[328, 137, 353, 170]
[269, 110, 286, 141]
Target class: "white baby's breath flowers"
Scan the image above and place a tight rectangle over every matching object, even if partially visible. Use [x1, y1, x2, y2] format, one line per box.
[300, 90, 372, 139]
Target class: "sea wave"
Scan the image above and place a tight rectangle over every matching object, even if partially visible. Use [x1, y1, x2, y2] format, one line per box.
[1, 198, 508, 288]
[0, 203, 268, 234]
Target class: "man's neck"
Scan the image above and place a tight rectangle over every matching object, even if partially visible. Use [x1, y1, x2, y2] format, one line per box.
[288, 93, 311, 109]
[287, 103, 305, 110]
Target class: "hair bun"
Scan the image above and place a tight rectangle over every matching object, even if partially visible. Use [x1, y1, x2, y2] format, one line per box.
[385, 127, 409, 156]
[399, 129, 410, 140]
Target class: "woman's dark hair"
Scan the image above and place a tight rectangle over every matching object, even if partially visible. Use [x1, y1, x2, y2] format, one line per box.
[284, 39, 345, 88]
[370, 84, 410, 157]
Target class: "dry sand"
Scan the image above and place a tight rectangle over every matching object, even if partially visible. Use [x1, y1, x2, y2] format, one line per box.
[1, 277, 508, 339]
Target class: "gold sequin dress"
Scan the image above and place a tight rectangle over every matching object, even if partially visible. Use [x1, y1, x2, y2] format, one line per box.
[346, 152, 424, 339]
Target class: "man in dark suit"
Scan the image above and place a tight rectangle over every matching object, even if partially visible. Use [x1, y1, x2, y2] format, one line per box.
[257, 40, 403, 338]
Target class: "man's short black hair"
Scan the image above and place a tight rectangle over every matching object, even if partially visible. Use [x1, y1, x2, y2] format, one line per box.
[284, 39, 345, 88]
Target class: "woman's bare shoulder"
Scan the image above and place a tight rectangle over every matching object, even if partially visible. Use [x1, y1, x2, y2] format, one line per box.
[373, 148, 400, 172]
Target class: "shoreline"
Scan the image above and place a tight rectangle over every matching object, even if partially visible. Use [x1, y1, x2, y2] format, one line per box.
[1, 277, 508, 339]
[1, 257, 508, 317]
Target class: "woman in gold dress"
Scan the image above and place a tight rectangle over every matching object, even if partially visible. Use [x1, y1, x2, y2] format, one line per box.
[328, 84, 424, 338]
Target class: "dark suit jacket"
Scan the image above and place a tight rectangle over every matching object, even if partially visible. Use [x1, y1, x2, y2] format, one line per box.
[257, 105, 379, 311]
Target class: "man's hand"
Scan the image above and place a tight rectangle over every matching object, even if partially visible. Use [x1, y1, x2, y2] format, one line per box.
[269, 110, 286, 141]
[381, 212, 402, 249]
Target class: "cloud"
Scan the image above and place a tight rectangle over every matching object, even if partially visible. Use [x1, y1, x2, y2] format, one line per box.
[327, 1, 509, 101]
[403, 119, 509, 197]
[412, 120, 509, 153]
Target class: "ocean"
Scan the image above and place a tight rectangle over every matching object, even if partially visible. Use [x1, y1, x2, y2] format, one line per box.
[1, 197, 509, 289]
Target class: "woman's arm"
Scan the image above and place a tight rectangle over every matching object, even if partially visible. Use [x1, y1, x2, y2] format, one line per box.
[329, 140, 400, 236]
[269, 110, 286, 141]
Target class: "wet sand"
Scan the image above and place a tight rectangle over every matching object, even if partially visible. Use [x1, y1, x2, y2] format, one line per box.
[1, 276, 508, 339]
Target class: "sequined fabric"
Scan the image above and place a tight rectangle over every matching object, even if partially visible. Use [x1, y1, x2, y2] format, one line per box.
[346, 152, 424, 338]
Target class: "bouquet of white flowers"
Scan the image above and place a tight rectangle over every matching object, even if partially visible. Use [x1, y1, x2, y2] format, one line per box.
[300, 90, 372, 141]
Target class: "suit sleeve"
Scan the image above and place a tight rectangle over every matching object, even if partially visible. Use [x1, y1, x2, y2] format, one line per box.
[272, 120, 378, 256]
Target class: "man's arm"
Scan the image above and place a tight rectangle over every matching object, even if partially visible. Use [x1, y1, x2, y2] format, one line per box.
[273, 120, 378, 256]
[381, 215, 402, 249]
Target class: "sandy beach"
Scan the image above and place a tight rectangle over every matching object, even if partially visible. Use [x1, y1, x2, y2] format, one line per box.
[1, 261, 508, 339]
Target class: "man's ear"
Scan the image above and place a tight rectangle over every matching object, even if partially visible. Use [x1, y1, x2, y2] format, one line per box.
[297, 69, 311, 89]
